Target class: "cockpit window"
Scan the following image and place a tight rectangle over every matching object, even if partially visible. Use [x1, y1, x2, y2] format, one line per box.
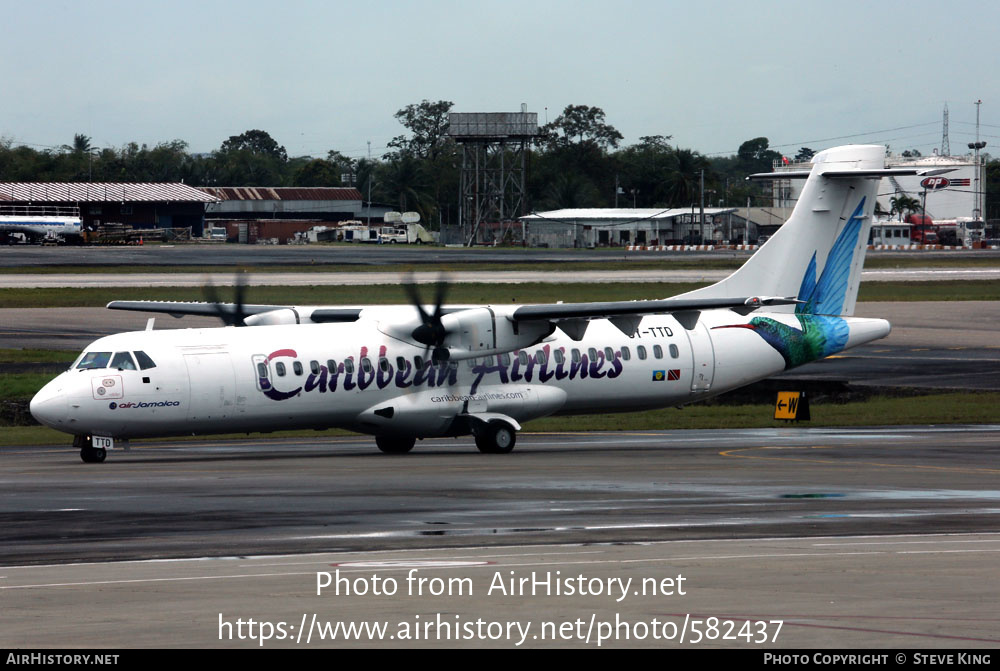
[134, 351, 157, 370]
[110, 351, 137, 370]
[76, 352, 112, 369]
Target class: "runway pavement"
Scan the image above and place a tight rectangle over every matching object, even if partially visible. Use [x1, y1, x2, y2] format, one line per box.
[3, 244, 999, 269]
[2, 427, 1000, 647]
[3, 267, 1000, 287]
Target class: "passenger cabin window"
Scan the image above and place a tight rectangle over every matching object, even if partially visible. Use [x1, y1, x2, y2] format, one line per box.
[604, 347, 614, 361]
[669, 344, 680, 359]
[344, 359, 355, 374]
[518, 351, 528, 366]
[554, 349, 565, 365]
[77, 352, 112, 369]
[327, 359, 337, 372]
[500, 352, 511, 366]
[572, 349, 581, 363]
[535, 350, 546, 365]
[134, 351, 157, 370]
[293, 361, 303, 376]
[361, 358, 372, 373]
[588, 347, 598, 362]
[110, 352, 137, 370]
[396, 356, 406, 370]
[621, 346, 631, 361]
[275, 362, 286, 376]
[310, 360, 320, 375]
[380, 357, 389, 372]
[414, 355, 424, 370]
[653, 345, 663, 359]
[256, 363, 268, 378]
[637, 346, 647, 360]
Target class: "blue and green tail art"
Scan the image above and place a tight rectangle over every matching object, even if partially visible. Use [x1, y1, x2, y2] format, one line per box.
[718, 198, 866, 369]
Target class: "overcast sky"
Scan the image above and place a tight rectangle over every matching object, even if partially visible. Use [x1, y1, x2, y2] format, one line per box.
[2, 0, 997, 160]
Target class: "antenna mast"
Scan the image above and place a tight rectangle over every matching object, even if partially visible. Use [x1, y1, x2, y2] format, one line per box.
[941, 103, 950, 156]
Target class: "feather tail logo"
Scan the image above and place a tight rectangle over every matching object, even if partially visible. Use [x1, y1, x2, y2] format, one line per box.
[716, 198, 865, 368]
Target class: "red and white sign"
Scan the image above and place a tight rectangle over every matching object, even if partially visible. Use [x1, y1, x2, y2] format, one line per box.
[920, 176, 950, 190]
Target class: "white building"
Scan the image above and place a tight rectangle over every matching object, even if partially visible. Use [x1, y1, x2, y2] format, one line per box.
[518, 208, 738, 248]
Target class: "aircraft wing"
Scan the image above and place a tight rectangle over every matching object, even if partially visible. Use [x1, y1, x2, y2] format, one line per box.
[107, 300, 283, 318]
[106, 300, 363, 324]
[511, 295, 801, 338]
[512, 296, 797, 321]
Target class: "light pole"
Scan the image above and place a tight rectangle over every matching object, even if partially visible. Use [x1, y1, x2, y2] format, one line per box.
[969, 140, 987, 220]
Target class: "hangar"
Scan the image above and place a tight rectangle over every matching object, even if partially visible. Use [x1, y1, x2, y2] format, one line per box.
[518, 207, 738, 248]
[199, 186, 394, 243]
[0, 182, 218, 237]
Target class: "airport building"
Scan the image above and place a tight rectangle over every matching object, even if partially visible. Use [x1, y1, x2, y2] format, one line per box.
[199, 186, 393, 243]
[0, 182, 218, 236]
[518, 207, 739, 248]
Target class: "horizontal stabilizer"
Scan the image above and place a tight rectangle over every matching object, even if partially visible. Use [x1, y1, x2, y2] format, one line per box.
[749, 167, 955, 181]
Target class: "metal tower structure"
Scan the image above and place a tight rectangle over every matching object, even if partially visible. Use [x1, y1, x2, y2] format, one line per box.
[448, 109, 538, 246]
[941, 103, 950, 157]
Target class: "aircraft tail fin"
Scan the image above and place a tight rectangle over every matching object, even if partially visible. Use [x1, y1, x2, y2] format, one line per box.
[677, 144, 886, 317]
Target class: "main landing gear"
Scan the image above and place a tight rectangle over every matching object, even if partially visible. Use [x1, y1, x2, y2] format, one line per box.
[374, 421, 518, 455]
[474, 421, 517, 454]
[74, 435, 107, 464]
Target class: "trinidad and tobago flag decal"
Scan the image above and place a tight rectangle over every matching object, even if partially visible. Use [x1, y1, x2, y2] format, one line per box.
[652, 370, 681, 381]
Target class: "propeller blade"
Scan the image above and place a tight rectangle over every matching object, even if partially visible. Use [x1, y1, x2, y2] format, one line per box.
[202, 271, 250, 326]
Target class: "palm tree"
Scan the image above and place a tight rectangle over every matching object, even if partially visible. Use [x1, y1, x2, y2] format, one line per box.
[661, 148, 710, 206]
[889, 194, 921, 221]
[62, 134, 92, 154]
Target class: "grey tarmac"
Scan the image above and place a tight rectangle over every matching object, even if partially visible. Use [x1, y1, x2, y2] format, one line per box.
[2, 427, 1000, 648]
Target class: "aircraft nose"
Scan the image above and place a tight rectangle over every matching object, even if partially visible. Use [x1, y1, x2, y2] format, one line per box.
[30, 381, 67, 430]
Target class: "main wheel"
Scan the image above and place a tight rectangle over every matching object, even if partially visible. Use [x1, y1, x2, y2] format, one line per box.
[475, 422, 516, 454]
[375, 436, 416, 454]
[80, 447, 107, 463]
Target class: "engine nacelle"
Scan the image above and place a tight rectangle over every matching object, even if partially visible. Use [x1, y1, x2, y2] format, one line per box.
[439, 307, 553, 360]
[242, 308, 301, 326]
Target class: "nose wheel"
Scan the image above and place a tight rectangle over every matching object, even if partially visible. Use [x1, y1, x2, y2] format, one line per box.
[75, 436, 107, 463]
[375, 435, 416, 454]
[80, 447, 107, 463]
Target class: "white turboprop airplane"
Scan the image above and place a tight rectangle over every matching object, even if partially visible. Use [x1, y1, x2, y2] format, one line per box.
[30, 145, 949, 463]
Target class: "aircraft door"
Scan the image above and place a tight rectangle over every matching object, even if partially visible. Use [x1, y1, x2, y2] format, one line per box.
[684, 321, 716, 392]
[183, 352, 236, 421]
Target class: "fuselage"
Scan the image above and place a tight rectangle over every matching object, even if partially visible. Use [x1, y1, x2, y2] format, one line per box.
[30, 305, 890, 441]
[0, 216, 82, 240]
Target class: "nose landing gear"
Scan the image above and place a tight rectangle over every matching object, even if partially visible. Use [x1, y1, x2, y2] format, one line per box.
[74, 435, 107, 463]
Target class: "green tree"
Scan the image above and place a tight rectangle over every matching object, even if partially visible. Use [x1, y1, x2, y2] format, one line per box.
[213, 130, 288, 185]
[219, 129, 288, 162]
[376, 154, 435, 218]
[294, 159, 341, 187]
[889, 194, 921, 221]
[540, 105, 624, 150]
[737, 137, 782, 174]
[794, 147, 815, 162]
[387, 100, 455, 161]
[662, 148, 712, 206]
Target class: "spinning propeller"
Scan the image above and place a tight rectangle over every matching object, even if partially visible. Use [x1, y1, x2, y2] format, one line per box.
[202, 271, 251, 326]
[403, 274, 452, 363]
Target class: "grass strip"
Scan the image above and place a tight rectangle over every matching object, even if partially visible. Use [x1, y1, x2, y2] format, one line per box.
[1, 279, 999, 309]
